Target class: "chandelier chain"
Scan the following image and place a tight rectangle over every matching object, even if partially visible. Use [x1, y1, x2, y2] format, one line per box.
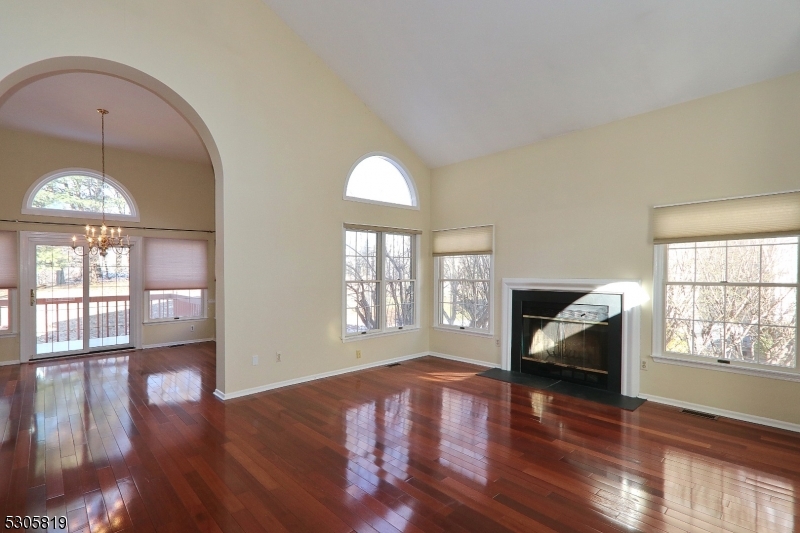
[100, 108, 108, 220]
[71, 108, 131, 258]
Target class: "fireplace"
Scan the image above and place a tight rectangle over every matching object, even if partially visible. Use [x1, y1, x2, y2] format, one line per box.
[511, 290, 623, 393]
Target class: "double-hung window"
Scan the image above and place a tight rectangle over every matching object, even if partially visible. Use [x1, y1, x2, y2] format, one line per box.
[144, 238, 208, 322]
[653, 192, 800, 377]
[432, 225, 494, 334]
[659, 238, 797, 368]
[0, 231, 18, 334]
[344, 227, 418, 337]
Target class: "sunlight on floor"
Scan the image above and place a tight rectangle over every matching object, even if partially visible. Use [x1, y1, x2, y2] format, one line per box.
[419, 371, 476, 383]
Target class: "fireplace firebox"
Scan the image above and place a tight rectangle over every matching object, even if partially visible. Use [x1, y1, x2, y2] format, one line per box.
[511, 290, 622, 392]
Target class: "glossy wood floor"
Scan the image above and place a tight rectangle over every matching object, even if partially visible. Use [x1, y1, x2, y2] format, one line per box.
[1, 343, 799, 532]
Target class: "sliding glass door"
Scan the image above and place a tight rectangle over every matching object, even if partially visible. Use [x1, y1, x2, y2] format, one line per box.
[88, 249, 131, 349]
[24, 233, 139, 360]
[35, 244, 85, 355]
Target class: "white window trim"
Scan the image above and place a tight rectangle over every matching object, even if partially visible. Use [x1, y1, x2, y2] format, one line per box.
[341, 227, 421, 342]
[652, 244, 800, 383]
[0, 289, 19, 337]
[144, 289, 208, 324]
[23, 168, 141, 222]
[433, 254, 495, 337]
[343, 152, 420, 210]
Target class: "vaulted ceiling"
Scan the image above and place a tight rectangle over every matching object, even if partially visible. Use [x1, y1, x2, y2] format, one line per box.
[263, 0, 800, 167]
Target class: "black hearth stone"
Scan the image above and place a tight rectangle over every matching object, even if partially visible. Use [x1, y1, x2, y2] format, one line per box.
[477, 368, 646, 411]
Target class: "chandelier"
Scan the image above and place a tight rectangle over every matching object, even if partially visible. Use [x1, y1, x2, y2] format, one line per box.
[72, 109, 131, 257]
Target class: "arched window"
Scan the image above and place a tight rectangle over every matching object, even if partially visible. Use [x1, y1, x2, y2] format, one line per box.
[344, 154, 418, 208]
[23, 169, 139, 221]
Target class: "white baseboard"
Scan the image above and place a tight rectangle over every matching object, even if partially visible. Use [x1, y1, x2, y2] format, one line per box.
[428, 351, 500, 368]
[142, 338, 215, 350]
[214, 352, 429, 400]
[0, 359, 20, 367]
[214, 350, 500, 401]
[639, 394, 800, 434]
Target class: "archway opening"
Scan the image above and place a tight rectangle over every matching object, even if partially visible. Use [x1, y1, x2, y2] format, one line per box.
[0, 57, 225, 391]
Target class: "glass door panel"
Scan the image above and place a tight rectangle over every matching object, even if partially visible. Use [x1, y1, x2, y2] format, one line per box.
[35, 245, 84, 355]
[89, 250, 130, 348]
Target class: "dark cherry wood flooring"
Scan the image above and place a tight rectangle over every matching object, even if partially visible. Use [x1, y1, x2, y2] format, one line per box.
[1, 342, 799, 532]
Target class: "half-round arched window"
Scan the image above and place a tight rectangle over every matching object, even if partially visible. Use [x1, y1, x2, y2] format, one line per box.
[344, 153, 418, 209]
[23, 169, 139, 221]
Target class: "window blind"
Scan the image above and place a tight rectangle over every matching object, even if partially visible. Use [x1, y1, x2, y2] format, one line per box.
[432, 225, 493, 256]
[145, 238, 208, 290]
[653, 191, 800, 244]
[0, 231, 17, 289]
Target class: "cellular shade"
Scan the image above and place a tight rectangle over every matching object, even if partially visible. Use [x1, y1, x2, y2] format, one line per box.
[0, 231, 18, 289]
[145, 238, 208, 290]
[653, 191, 800, 244]
[432, 225, 493, 256]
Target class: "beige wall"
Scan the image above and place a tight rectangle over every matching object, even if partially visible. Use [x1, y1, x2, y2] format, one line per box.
[431, 71, 800, 425]
[0, 127, 216, 363]
[7, 0, 794, 423]
[0, 0, 431, 394]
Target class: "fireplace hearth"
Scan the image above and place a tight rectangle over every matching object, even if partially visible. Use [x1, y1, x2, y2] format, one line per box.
[512, 289, 622, 393]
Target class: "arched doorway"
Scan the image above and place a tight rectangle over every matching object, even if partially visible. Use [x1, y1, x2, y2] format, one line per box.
[0, 57, 225, 391]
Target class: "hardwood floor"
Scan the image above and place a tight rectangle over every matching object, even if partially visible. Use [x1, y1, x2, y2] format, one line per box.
[1, 343, 798, 532]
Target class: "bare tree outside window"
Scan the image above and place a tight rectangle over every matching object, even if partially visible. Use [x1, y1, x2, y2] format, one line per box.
[345, 231, 379, 333]
[438, 254, 491, 330]
[345, 229, 416, 335]
[384, 233, 414, 328]
[665, 237, 797, 367]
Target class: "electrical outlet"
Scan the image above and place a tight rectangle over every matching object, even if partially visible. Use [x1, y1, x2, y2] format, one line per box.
[252, 355, 259, 366]
[356, 350, 362, 359]
[190, 325, 195, 332]
[495, 339, 500, 348]
[276, 352, 281, 362]
[640, 360, 648, 371]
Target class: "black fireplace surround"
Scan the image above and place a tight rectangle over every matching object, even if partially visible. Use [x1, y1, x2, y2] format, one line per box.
[511, 289, 623, 393]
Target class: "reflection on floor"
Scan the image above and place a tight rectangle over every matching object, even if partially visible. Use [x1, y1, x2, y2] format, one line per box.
[0, 343, 798, 532]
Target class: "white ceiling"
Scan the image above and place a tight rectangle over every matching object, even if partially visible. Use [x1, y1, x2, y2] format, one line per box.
[263, 0, 800, 168]
[0, 73, 209, 164]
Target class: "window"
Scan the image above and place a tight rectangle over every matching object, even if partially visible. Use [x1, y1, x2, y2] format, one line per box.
[0, 290, 10, 331]
[0, 231, 17, 334]
[344, 228, 417, 337]
[433, 225, 494, 334]
[435, 255, 492, 332]
[23, 169, 139, 221]
[658, 237, 798, 369]
[144, 238, 208, 322]
[344, 154, 418, 208]
[148, 289, 205, 321]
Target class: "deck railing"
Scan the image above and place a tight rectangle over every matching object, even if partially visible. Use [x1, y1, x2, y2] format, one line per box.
[37, 295, 129, 342]
[148, 292, 202, 319]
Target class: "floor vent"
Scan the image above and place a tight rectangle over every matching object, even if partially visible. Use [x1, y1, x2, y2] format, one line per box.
[681, 408, 719, 420]
[386, 363, 401, 367]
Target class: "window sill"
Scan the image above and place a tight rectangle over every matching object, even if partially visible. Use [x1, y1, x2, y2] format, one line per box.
[144, 317, 208, 325]
[342, 327, 420, 343]
[652, 352, 800, 383]
[432, 326, 494, 338]
[0, 331, 18, 338]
